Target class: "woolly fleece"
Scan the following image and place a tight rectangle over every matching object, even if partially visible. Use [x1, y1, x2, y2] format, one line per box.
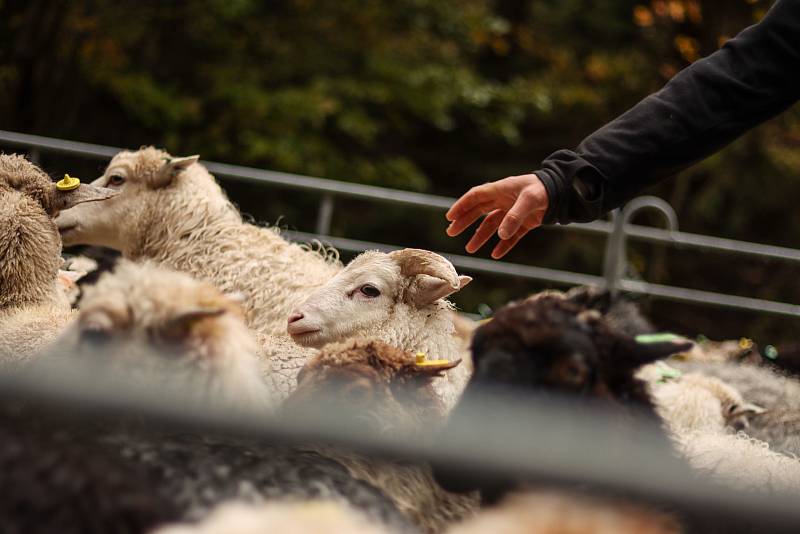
[57, 147, 342, 337]
[0, 154, 74, 364]
[58, 261, 273, 408]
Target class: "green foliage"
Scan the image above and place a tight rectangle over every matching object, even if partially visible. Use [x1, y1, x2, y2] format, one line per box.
[0, 0, 797, 341]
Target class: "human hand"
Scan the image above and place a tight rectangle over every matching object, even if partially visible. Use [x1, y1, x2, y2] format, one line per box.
[445, 173, 549, 259]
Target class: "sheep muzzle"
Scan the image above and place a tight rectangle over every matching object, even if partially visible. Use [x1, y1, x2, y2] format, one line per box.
[50, 183, 119, 215]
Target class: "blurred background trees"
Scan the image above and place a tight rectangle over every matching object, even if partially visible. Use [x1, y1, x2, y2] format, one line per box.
[1, 0, 797, 343]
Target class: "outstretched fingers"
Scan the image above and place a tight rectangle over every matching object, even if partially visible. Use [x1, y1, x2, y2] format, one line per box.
[446, 183, 496, 221]
[465, 209, 505, 253]
[446, 201, 492, 237]
[497, 188, 542, 240]
[491, 210, 546, 259]
[491, 228, 529, 259]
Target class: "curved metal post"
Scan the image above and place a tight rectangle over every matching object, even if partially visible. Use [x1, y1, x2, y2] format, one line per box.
[602, 196, 679, 300]
[315, 193, 335, 236]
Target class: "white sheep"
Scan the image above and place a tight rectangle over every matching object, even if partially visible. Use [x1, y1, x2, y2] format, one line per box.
[644, 369, 800, 492]
[646, 371, 763, 436]
[0, 154, 115, 364]
[55, 147, 342, 337]
[445, 490, 681, 534]
[151, 500, 393, 534]
[52, 260, 274, 408]
[286, 248, 472, 411]
[673, 360, 800, 457]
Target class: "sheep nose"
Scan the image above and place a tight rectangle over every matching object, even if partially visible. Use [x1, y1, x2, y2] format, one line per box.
[288, 312, 304, 324]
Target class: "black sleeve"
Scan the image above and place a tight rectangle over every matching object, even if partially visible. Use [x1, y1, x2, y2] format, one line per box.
[538, 0, 800, 225]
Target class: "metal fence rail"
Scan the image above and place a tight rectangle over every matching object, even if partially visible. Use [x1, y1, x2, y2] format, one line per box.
[4, 358, 800, 531]
[2, 129, 800, 318]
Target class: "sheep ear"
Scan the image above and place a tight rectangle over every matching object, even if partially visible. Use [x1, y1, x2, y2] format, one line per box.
[153, 155, 199, 189]
[731, 402, 766, 417]
[405, 275, 471, 306]
[51, 183, 118, 214]
[162, 307, 226, 338]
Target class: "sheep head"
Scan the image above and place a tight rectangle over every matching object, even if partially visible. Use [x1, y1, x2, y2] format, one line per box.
[56, 147, 200, 250]
[468, 295, 692, 407]
[69, 261, 250, 368]
[0, 154, 116, 217]
[287, 248, 471, 348]
[286, 338, 460, 434]
[0, 154, 116, 307]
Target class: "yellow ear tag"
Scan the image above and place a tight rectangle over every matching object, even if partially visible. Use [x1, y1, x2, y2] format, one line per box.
[56, 174, 81, 191]
[414, 351, 451, 367]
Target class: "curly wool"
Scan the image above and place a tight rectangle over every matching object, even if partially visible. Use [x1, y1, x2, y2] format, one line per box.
[0, 154, 73, 364]
[58, 261, 273, 408]
[65, 147, 342, 337]
[644, 372, 749, 435]
[289, 249, 472, 411]
[287, 338, 479, 534]
[677, 431, 800, 492]
[674, 360, 800, 457]
[323, 448, 479, 534]
[0, 409, 177, 534]
[357, 299, 467, 413]
[642, 369, 800, 492]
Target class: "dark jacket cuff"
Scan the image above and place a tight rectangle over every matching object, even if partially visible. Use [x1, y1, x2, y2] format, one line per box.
[537, 150, 606, 225]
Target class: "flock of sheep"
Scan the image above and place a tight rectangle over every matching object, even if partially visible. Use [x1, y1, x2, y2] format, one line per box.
[1, 149, 800, 533]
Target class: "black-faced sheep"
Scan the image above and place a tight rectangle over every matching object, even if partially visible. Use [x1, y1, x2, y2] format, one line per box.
[463, 295, 689, 415]
[55, 148, 341, 337]
[562, 285, 656, 337]
[286, 248, 472, 410]
[455, 295, 800, 494]
[0, 154, 115, 364]
[433, 294, 691, 502]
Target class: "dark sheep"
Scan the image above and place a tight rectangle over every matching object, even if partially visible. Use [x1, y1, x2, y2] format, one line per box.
[0, 401, 416, 534]
[0, 406, 178, 534]
[433, 294, 691, 513]
[466, 295, 689, 415]
[563, 285, 656, 337]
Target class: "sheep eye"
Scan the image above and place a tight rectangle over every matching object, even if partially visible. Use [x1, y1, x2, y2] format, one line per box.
[359, 284, 381, 298]
[727, 404, 739, 415]
[108, 174, 125, 187]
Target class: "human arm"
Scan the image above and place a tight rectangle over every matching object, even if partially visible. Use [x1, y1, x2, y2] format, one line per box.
[447, 0, 800, 257]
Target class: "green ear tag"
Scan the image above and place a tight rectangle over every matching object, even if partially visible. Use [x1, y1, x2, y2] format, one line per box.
[655, 362, 682, 383]
[635, 333, 682, 344]
[764, 345, 779, 360]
